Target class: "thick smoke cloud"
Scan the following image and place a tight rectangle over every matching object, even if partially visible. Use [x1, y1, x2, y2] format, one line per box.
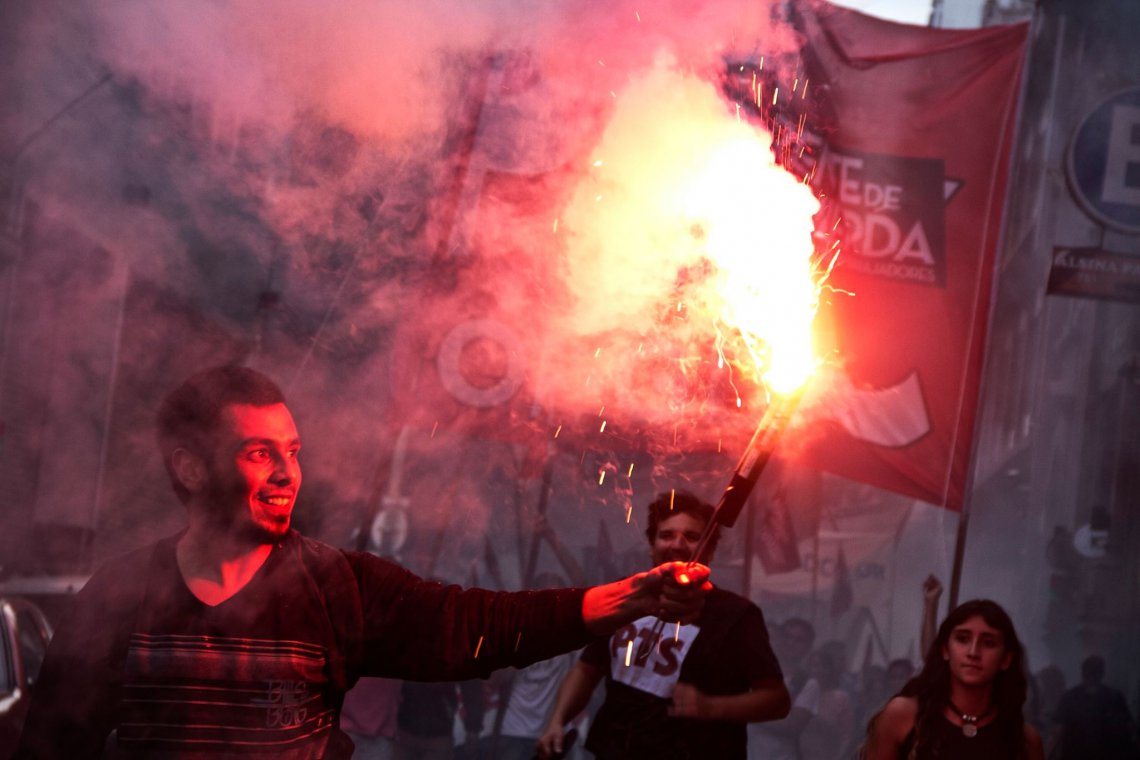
[2, 0, 921, 667]
[0, 0, 816, 583]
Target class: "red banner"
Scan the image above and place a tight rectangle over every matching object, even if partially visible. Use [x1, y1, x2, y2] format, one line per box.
[790, 5, 1028, 510]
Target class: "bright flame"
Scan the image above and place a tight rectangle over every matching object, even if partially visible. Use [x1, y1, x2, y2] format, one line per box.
[559, 55, 822, 400]
[679, 135, 820, 394]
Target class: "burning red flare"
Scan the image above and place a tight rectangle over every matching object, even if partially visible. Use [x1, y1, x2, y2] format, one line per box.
[556, 55, 824, 421]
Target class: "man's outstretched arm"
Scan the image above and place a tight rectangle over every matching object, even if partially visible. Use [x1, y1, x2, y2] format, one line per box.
[352, 552, 710, 681]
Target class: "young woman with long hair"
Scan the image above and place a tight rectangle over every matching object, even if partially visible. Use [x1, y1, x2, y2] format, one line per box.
[861, 599, 1044, 760]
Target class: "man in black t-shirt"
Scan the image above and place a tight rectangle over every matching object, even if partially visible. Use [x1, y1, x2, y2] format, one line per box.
[537, 491, 790, 759]
[15, 366, 710, 759]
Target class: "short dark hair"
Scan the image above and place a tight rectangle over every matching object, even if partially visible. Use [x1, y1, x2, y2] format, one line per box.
[782, 617, 816, 646]
[156, 365, 287, 502]
[644, 490, 719, 557]
[1081, 655, 1105, 684]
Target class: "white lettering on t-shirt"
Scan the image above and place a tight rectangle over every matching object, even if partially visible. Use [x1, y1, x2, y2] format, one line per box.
[606, 616, 701, 698]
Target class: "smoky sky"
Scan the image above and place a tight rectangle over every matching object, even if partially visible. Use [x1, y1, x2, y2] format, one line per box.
[0, 0, 826, 579]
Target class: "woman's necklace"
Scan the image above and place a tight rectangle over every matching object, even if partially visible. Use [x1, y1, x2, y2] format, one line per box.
[947, 699, 994, 738]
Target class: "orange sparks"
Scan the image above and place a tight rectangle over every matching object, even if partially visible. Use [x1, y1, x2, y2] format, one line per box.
[627, 463, 635, 477]
[625, 640, 633, 667]
[772, 87, 779, 105]
[430, 421, 439, 439]
[598, 470, 606, 485]
[474, 636, 484, 658]
[675, 622, 681, 641]
[599, 420, 607, 433]
[669, 488, 675, 510]
[515, 632, 522, 651]
[554, 424, 562, 438]
[552, 218, 559, 233]
[626, 505, 632, 523]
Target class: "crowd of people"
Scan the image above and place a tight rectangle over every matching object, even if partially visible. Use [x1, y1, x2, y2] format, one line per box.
[12, 366, 1140, 759]
[333, 601, 1140, 760]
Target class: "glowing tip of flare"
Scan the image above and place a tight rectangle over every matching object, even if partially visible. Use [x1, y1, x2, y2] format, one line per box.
[765, 360, 816, 396]
[736, 397, 742, 408]
[678, 573, 690, 584]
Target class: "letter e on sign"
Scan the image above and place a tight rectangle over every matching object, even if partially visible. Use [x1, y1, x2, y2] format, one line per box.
[1068, 87, 1140, 233]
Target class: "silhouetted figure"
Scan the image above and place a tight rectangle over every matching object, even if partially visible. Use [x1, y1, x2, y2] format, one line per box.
[1032, 666, 1065, 729]
[749, 617, 819, 760]
[1050, 655, 1137, 760]
[799, 648, 854, 760]
[395, 679, 484, 760]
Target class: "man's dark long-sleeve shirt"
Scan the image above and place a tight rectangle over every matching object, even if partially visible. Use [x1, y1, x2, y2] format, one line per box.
[16, 530, 589, 758]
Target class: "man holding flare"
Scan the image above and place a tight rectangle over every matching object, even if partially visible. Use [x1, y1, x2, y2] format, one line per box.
[15, 365, 710, 759]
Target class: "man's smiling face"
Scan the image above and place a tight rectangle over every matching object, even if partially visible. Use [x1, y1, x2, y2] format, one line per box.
[201, 402, 302, 542]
